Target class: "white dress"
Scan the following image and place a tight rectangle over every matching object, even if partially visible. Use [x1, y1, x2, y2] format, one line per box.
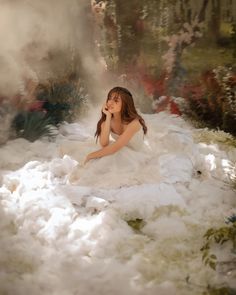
[61, 113, 195, 189]
[68, 128, 154, 188]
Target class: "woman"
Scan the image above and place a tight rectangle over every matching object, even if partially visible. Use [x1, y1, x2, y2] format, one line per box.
[83, 86, 147, 165]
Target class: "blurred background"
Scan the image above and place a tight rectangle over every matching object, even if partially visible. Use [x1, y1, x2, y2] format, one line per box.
[0, 0, 235, 144]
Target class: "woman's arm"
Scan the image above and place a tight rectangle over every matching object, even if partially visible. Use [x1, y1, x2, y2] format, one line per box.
[99, 104, 112, 147]
[85, 119, 141, 163]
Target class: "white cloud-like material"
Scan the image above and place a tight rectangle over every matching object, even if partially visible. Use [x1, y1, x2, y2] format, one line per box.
[0, 111, 235, 294]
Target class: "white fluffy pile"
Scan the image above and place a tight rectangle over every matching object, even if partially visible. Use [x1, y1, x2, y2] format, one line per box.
[0, 111, 235, 295]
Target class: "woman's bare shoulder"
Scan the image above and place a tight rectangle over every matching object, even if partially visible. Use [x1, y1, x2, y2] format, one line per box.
[127, 118, 142, 131]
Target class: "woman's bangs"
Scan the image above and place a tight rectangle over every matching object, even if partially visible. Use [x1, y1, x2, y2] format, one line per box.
[108, 92, 121, 101]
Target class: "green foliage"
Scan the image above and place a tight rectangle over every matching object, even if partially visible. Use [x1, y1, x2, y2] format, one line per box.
[11, 74, 88, 143]
[12, 111, 55, 142]
[200, 222, 236, 271]
[36, 76, 88, 125]
[126, 218, 145, 232]
[203, 286, 236, 295]
[193, 129, 236, 148]
[230, 23, 236, 58]
[226, 214, 236, 224]
[180, 67, 236, 136]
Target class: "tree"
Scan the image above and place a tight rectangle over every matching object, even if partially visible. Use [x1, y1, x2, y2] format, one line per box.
[114, 0, 144, 72]
[209, 0, 221, 43]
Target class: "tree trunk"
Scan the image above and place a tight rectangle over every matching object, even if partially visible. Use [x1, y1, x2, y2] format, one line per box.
[114, 0, 144, 72]
[209, 0, 221, 42]
[185, 0, 192, 23]
[199, 0, 210, 22]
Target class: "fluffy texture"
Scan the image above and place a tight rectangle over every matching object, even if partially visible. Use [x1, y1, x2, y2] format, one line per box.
[0, 111, 235, 295]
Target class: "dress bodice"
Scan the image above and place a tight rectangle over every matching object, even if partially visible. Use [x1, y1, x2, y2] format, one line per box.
[110, 128, 145, 151]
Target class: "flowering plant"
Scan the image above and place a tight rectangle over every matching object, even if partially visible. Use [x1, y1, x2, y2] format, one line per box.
[179, 66, 236, 136]
[162, 18, 203, 94]
[162, 18, 203, 74]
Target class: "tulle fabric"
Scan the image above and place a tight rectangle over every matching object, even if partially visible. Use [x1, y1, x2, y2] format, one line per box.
[60, 113, 194, 189]
[68, 129, 157, 188]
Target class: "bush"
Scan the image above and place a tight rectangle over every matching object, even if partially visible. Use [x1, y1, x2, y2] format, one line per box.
[179, 66, 236, 136]
[36, 75, 88, 125]
[11, 74, 89, 142]
[12, 111, 55, 142]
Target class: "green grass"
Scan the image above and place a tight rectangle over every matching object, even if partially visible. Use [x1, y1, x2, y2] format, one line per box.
[140, 42, 235, 79]
[220, 22, 234, 36]
[181, 46, 234, 77]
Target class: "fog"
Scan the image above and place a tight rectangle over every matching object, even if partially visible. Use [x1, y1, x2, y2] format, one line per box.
[0, 0, 107, 100]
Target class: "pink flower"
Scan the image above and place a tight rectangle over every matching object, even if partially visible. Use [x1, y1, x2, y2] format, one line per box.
[28, 101, 45, 112]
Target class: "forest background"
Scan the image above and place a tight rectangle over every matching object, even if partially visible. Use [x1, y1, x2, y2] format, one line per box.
[0, 0, 235, 143]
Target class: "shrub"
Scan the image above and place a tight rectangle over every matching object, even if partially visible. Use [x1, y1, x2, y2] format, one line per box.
[179, 66, 236, 136]
[11, 74, 89, 142]
[12, 111, 55, 142]
[36, 75, 88, 125]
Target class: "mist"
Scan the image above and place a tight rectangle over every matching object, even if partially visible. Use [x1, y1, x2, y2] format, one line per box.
[0, 0, 107, 100]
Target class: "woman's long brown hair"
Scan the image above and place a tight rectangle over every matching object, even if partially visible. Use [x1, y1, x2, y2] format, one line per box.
[95, 86, 147, 141]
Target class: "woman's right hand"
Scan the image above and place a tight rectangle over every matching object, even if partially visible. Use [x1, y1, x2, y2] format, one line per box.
[102, 103, 111, 117]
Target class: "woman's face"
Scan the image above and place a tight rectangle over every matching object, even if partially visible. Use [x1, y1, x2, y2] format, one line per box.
[106, 93, 122, 114]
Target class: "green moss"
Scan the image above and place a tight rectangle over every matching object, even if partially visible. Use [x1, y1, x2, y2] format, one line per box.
[126, 218, 145, 232]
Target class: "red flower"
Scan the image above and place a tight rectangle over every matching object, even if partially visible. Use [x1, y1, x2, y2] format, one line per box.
[140, 72, 168, 97]
[170, 100, 181, 115]
[154, 96, 181, 115]
[201, 70, 219, 91]
[28, 101, 45, 112]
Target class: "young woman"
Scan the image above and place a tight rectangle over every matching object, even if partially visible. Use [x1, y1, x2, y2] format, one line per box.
[83, 86, 147, 165]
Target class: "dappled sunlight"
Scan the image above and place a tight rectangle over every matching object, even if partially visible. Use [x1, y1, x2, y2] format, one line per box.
[221, 158, 236, 181]
[205, 154, 216, 171]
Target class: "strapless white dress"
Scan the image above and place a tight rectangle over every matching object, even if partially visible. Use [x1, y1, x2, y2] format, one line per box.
[67, 128, 155, 188]
[110, 128, 145, 151]
[60, 113, 194, 189]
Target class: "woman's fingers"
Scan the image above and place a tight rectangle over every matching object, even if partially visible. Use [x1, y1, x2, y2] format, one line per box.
[102, 102, 111, 116]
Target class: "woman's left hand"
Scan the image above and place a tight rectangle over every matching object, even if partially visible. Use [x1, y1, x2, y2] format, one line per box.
[83, 153, 92, 165]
